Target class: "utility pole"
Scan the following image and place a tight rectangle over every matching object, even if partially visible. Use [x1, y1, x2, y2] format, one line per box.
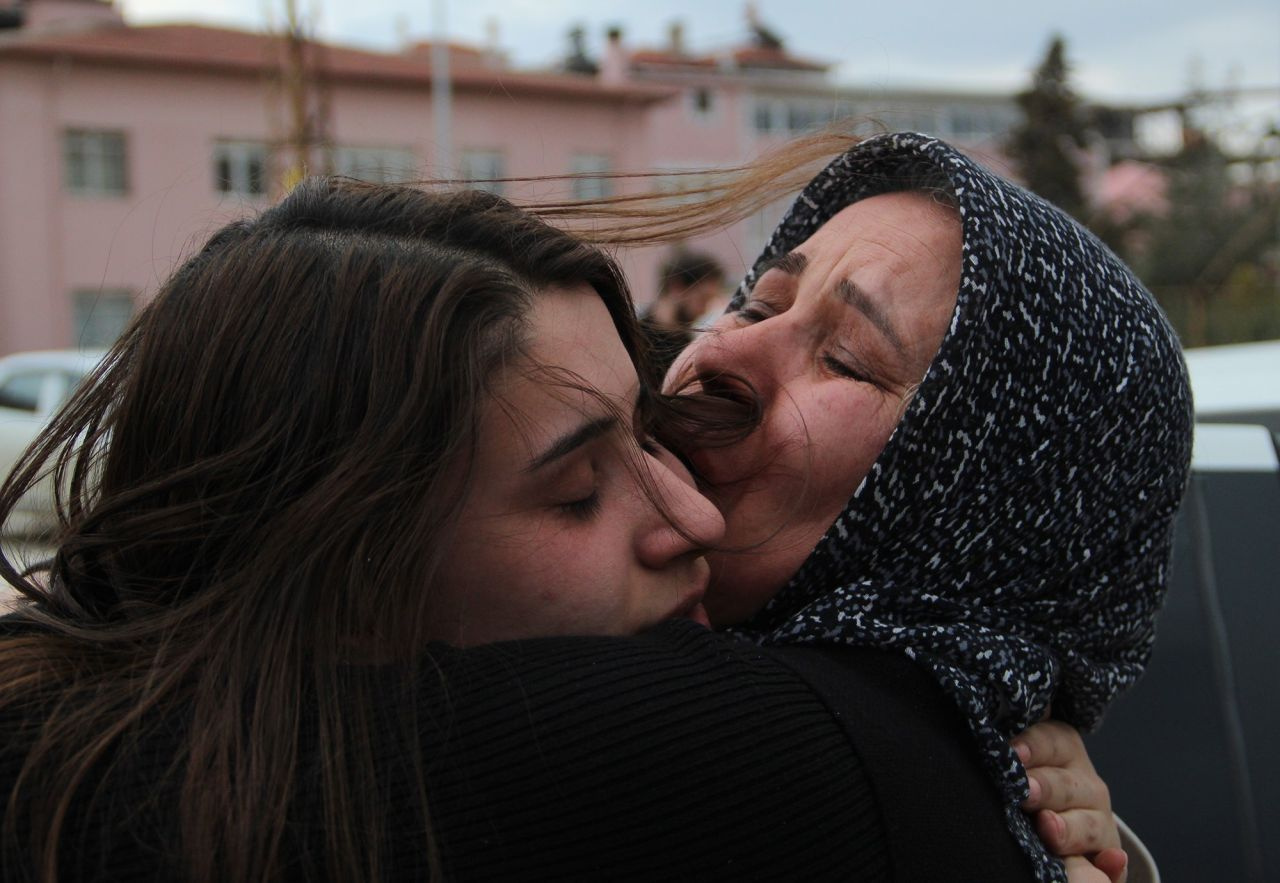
[431, 0, 452, 180]
[283, 0, 309, 188]
[270, 0, 332, 194]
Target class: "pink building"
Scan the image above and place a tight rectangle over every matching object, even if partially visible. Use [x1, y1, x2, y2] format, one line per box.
[0, 0, 678, 354]
[0, 0, 1026, 356]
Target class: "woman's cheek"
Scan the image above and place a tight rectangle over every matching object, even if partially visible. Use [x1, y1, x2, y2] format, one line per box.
[800, 387, 890, 502]
[543, 517, 620, 582]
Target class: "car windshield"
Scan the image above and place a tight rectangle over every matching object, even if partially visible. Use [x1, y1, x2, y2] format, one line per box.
[0, 374, 43, 413]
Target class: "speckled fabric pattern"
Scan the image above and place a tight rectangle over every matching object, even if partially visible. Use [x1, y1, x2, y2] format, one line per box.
[732, 132, 1193, 881]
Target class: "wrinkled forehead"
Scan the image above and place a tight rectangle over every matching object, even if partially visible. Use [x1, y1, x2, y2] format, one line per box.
[731, 139, 965, 315]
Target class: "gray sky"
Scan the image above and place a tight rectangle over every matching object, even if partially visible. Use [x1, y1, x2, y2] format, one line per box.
[120, 0, 1279, 102]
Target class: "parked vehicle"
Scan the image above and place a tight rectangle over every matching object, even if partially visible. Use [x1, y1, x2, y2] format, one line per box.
[1087, 420, 1279, 883]
[0, 349, 105, 419]
[1183, 338, 1280, 435]
[0, 350, 105, 537]
[1086, 343, 1279, 883]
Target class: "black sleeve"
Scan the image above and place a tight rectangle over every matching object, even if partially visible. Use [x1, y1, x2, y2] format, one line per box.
[2, 616, 1032, 881]
[764, 643, 1036, 881]
[380, 620, 1031, 881]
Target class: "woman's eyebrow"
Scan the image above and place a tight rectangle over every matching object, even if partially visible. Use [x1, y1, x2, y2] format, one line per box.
[835, 278, 905, 356]
[525, 416, 616, 473]
[757, 251, 808, 277]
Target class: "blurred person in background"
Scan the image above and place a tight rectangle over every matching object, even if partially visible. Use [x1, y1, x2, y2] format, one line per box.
[640, 248, 726, 377]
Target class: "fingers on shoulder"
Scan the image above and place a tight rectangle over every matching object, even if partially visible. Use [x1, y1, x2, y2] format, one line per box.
[1026, 765, 1111, 814]
[1036, 808, 1121, 857]
[1012, 719, 1087, 769]
[1062, 855, 1113, 883]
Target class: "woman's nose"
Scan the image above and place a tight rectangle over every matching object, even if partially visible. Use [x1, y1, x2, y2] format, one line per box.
[688, 316, 801, 404]
[634, 447, 725, 568]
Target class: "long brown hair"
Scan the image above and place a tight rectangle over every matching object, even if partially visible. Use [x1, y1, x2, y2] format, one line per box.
[0, 131, 856, 881]
[0, 177, 718, 881]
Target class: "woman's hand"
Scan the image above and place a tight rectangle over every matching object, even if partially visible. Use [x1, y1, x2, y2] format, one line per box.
[1061, 854, 1127, 883]
[1012, 720, 1128, 883]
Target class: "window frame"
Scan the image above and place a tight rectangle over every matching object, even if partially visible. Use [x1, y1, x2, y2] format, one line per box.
[569, 153, 613, 200]
[64, 128, 129, 197]
[332, 145, 419, 184]
[72, 288, 134, 349]
[213, 140, 270, 198]
[459, 149, 507, 195]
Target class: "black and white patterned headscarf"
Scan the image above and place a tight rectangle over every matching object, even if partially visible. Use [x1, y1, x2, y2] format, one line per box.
[733, 133, 1193, 881]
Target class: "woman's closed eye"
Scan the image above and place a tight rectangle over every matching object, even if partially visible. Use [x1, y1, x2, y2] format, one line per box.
[823, 341, 889, 389]
[733, 270, 796, 324]
[733, 298, 780, 323]
[546, 454, 606, 523]
[822, 354, 873, 384]
[556, 436, 663, 523]
[558, 489, 602, 521]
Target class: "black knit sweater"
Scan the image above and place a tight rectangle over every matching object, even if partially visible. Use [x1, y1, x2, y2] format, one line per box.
[1, 619, 1032, 881]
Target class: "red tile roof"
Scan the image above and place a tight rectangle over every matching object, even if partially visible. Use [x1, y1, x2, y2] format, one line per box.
[731, 46, 828, 73]
[629, 49, 719, 70]
[0, 23, 673, 102]
[400, 40, 502, 74]
[625, 43, 829, 76]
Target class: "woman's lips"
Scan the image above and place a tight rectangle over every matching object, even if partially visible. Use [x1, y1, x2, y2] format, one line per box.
[670, 592, 711, 629]
[684, 602, 712, 629]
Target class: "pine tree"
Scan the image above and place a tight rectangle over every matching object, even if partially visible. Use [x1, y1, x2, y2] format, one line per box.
[1007, 35, 1089, 219]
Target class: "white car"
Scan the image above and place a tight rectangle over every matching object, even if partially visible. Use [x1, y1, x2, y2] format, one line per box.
[1086, 340, 1280, 882]
[0, 350, 106, 537]
[1183, 338, 1280, 435]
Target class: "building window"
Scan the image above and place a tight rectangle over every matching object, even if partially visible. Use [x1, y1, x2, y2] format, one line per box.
[214, 141, 269, 197]
[64, 129, 128, 196]
[460, 149, 506, 195]
[892, 110, 941, 136]
[832, 100, 858, 122]
[689, 87, 716, 122]
[753, 99, 775, 133]
[0, 373, 44, 413]
[72, 289, 133, 348]
[333, 146, 418, 184]
[652, 168, 732, 206]
[569, 154, 612, 200]
[755, 99, 839, 135]
[786, 103, 812, 133]
[786, 102, 836, 134]
[946, 105, 1017, 140]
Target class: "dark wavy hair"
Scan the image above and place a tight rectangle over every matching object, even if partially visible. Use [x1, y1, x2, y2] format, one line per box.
[0, 177, 760, 881]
